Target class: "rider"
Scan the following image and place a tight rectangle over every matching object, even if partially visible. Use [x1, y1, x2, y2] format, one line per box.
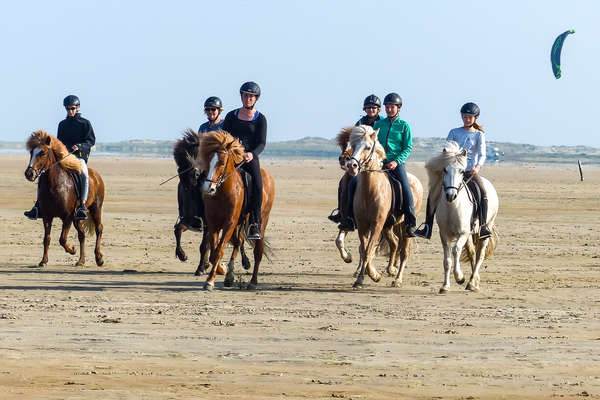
[24, 95, 95, 221]
[414, 102, 492, 240]
[198, 96, 224, 133]
[221, 81, 267, 240]
[338, 93, 417, 238]
[329, 95, 383, 223]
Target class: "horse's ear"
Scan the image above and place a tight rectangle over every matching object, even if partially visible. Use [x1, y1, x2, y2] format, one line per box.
[225, 140, 233, 150]
[43, 135, 51, 145]
[371, 128, 379, 140]
[443, 148, 448, 153]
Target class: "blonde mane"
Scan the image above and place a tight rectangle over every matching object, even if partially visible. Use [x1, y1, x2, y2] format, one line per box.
[336, 126, 354, 151]
[26, 130, 82, 173]
[349, 125, 386, 170]
[422, 141, 467, 213]
[198, 130, 245, 172]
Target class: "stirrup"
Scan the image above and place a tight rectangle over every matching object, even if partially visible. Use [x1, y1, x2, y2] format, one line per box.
[479, 224, 492, 239]
[338, 217, 355, 232]
[24, 206, 39, 220]
[247, 223, 261, 240]
[74, 206, 88, 221]
[405, 225, 417, 238]
[327, 208, 341, 223]
[414, 223, 431, 239]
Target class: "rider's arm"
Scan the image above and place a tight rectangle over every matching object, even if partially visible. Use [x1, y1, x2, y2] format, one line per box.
[476, 131, 486, 167]
[395, 123, 412, 164]
[251, 113, 267, 158]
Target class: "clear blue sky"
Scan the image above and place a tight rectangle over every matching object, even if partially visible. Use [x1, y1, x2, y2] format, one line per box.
[1, 1, 598, 146]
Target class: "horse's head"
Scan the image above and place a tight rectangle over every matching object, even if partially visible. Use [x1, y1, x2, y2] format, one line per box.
[442, 147, 467, 202]
[24, 131, 53, 181]
[174, 129, 202, 189]
[197, 130, 244, 196]
[345, 125, 383, 177]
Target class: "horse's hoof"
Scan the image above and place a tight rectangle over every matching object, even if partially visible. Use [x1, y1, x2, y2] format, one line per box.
[246, 282, 257, 290]
[391, 279, 401, 288]
[204, 282, 214, 291]
[216, 263, 227, 275]
[38, 262, 46, 268]
[96, 257, 104, 267]
[465, 283, 479, 292]
[439, 287, 449, 294]
[242, 259, 251, 270]
[387, 267, 399, 277]
[369, 273, 381, 283]
[456, 276, 465, 285]
[343, 253, 352, 264]
[75, 261, 85, 267]
[67, 248, 76, 255]
[224, 277, 234, 287]
[176, 250, 187, 262]
[194, 269, 202, 276]
[352, 281, 363, 289]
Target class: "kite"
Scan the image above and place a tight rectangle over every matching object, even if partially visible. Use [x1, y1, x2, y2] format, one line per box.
[551, 29, 575, 79]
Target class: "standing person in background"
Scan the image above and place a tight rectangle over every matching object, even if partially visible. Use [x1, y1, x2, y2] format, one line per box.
[24, 95, 95, 221]
[221, 81, 267, 240]
[414, 102, 491, 239]
[198, 96, 224, 133]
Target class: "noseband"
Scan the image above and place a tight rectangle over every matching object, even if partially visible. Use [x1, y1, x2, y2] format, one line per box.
[349, 139, 377, 173]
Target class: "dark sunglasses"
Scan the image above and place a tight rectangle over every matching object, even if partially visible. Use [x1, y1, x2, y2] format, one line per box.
[205, 107, 218, 112]
[364, 106, 379, 110]
[66, 106, 78, 111]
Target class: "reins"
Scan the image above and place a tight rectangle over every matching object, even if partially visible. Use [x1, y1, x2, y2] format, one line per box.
[204, 150, 246, 189]
[29, 149, 77, 182]
[159, 165, 195, 186]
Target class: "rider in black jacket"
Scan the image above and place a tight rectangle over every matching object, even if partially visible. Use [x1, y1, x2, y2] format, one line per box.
[24, 95, 95, 220]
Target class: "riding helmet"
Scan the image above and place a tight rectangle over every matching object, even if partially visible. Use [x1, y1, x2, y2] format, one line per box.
[204, 96, 223, 109]
[383, 92, 402, 107]
[63, 95, 80, 107]
[240, 81, 261, 98]
[363, 94, 381, 108]
[460, 102, 480, 116]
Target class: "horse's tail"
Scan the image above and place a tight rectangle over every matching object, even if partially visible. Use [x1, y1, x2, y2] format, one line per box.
[484, 225, 499, 259]
[81, 218, 96, 236]
[243, 232, 274, 263]
[460, 225, 499, 263]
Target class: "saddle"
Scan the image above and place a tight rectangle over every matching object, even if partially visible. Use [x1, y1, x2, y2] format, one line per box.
[384, 171, 403, 227]
[238, 169, 253, 224]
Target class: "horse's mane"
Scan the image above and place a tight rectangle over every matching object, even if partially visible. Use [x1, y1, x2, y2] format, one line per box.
[336, 126, 354, 151]
[198, 130, 245, 172]
[173, 128, 201, 169]
[349, 125, 386, 169]
[26, 130, 82, 173]
[424, 140, 467, 193]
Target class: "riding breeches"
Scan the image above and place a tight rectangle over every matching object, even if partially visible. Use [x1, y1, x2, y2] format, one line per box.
[78, 158, 89, 203]
[465, 171, 488, 224]
[388, 163, 416, 227]
[241, 158, 263, 222]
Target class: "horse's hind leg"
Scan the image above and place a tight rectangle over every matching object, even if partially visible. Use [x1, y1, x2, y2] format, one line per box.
[240, 238, 251, 270]
[195, 230, 210, 276]
[224, 227, 242, 287]
[382, 227, 399, 277]
[74, 220, 86, 267]
[91, 206, 104, 266]
[59, 218, 76, 255]
[335, 230, 353, 264]
[392, 233, 411, 288]
[466, 238, 488, 292]
[247, 237, 264, 290]
[440, 236, 453, 293]
[174, 221, 188, 262]
[353, 232, 368, 288]
[39, 217, 53, 267]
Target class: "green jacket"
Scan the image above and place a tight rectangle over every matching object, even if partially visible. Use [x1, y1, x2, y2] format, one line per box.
[374, 117, 412, 164]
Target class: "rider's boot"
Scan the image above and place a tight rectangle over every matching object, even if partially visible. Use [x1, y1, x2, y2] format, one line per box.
[247, 210, 262, 240]
[328, 178, 346, 223]
[414, 198, 434, 239]
[24, 200, 40, 220]
[338, 216, 355, 232]
[74, 172, 89, 221]
[478, 196, 492, 239]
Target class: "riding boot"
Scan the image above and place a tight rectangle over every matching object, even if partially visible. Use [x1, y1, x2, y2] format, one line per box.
[414, 197, 435, 239]
[338, 177, 356, 231]
[247, 209, 262, 240]
[328, 177, 346, 223]
[478, 196, 492, 239]
[24, 200, 40, 220]
[74, 172, 88, 221]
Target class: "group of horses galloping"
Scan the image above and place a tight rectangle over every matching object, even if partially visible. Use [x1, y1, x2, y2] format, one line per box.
[23, 125, 498, 293]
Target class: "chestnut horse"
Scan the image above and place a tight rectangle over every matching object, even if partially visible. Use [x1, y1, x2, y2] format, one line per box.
[24, 130, 105, 267]
[172, 129, 250, 276]
[344, 125, 423, 288]
[195, 130, 275, 290]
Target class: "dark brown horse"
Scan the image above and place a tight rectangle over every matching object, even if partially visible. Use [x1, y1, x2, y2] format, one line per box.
[24, 130, 105, 267]
[195, 130, 275, 290]
[172, 129, 250, 275]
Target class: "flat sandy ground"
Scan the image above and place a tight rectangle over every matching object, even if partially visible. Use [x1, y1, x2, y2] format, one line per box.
[0, 154, 599, 399]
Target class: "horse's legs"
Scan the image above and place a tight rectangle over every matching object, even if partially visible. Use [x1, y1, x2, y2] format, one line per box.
[451, 234, 468, 287]
[382, 227, 399, 277]
[364, 225, 383, 283]
[224, 226, 242, 287]
[59, 218, 76, 255]
[240, 237, 251, 270]
[91, 205, 104, 266]
[392, 232, 411, 288]
[39, 217, 53, 267]
[195, 229, 210, 276]
[353, 232, 367, 287]
[466, 237, 489, 292]
[247, 237, 264, 290]
[74, 220, 86, 267]
[335, 229, 353, 264]
[174, 221, 188, 262]
[205, 224, 235, 290]
[440, 235, 453, 293]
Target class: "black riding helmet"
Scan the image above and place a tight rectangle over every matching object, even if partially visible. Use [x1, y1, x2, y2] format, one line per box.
[240, 81, 261, 98]
[204, 96, 223, 109]
[383, 92, 402, 107]
[63, 95, 80, 107]
[460, 102, 480, 116]
[363, 94, 381, 109]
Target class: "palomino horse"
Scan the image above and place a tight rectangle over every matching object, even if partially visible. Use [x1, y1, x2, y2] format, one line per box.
[425, 141, 499, 293]
[172, 129, 250, 276]
[24, 130, 105, 267]
[344, 125, 423, 288]
[195, 130, 275, 290]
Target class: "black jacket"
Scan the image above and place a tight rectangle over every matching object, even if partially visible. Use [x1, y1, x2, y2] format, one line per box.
[57, 113, 96, 162]
[222, 110, 267, 157]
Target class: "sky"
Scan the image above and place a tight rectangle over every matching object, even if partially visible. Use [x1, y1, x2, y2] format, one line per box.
[1, 0, 599, 147]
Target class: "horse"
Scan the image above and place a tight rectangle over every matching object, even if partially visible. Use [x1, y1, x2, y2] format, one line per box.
[194, 130, 275, 290]
[425, 141, 499, 293]
[344, 125, 423, 288]
[172, 129, 251, 276]
[24, 130, 105, 267]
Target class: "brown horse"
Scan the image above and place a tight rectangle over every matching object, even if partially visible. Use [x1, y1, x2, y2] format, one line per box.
[24, 130, 105, 267]
[195, 130, 275, 290]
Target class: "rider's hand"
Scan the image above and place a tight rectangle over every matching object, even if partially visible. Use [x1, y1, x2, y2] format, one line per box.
[72, 145, 79, 151]
[386, 161, 398, 170]
[471, 164, 481, 175]
[243, 152, 254, 162]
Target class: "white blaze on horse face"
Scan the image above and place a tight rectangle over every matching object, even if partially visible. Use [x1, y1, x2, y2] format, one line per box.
[203, 153, 219, 194]
[346, 142, 366, 176]
[28, 147, 42, 168]
[443, 165, 462, 202]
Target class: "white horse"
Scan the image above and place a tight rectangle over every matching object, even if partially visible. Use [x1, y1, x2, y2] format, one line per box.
[426, 141, 499, 293]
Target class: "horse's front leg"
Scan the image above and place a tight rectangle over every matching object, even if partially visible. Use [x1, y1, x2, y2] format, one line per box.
[93, 209, 104, 267]
[382, 226, 399, 277]
[335, 229, 353, 263]
[392, 230, 411, 288]
[74, 220, 86, 267]
[353, 231, 368, 288]
[224, 226, 242, 287]
[204, 223, 235, 291]
[364, 226, 383, 283]
[39, 217, 53, 267]
[174, 221, 188, 262]
[195, 229, 210, 276]
[451, 234, 468, 288]
[466, 237, 489, 292]
[247, 237, 264, 290]
[59, 218, 76, 255]
[440, 235, 453, 293]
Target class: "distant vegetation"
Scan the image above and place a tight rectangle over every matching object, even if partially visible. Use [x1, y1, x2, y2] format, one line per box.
[3, 137, 600, 164]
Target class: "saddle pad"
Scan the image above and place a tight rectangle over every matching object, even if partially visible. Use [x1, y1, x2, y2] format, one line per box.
[70, 172, 81, 198]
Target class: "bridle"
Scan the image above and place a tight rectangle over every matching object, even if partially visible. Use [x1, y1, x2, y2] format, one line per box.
[348, 138, 378, 173]
[205, 149, 246, 189]
[442, 167, 474, 201]
[27, 148, 76, 183]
